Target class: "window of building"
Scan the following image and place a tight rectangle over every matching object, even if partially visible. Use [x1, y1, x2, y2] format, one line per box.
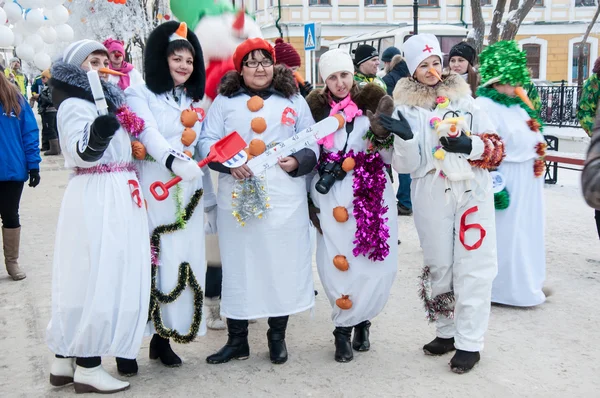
[365, 0, 386, 5]
[576, 0, 596, 6]
[268, 0, 273, 6]
[480, 0, 491, 5]
[309, 0, 331, 5]
[419, 0, 439, 6]
[573, 42, 591, 80]
[535, 0, 544, 5]
[523, 44, 541, 79]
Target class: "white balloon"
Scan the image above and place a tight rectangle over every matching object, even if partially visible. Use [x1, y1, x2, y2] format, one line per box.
[39, 26, 57, 44]
[13, 20, 27, 34]
[44, 9, 53, 25]
[29, 0, 45, 7]
[0, 8, 7, 26]
[25, 9, 45, 28]
[24, 19, 41, 33]
[16, 43, 35, 61]
[18, 0, 34, 7]
[45, 0, 65, 6]
[34, 52, 51, 70]
[55, 23, 73, 42]
[3, 2, 22, 23]
[51, 5, 68, 25]
[0, 25, 14, 47]
[13, 32, 24, 46]
[25, 33, 44, 51]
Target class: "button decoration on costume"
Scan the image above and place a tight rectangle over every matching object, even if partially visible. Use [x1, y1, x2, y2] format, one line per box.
[247, 96, 264, 112]
[180, 109, 199, 127]
[490, 171, 506, 193]
[341, 157, 355, 172]
[436, 96, 450, 109]
[333, 255, 349, 271]
[251, 117, 267, 134]
[429, 117, 441, 129]
[181, 127, 197, 146]
[336, 295, 353, 310]
[131, 141, 147, 160]
[249, 139, 266, 156]
[333, 206, 349, 223]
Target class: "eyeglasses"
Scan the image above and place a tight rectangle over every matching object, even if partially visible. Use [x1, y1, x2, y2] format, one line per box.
[244, 59, 274, 68]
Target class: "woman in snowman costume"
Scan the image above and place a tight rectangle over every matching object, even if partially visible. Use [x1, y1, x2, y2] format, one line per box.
[125, 21, 211, 367]
[305, 49, 398, 363]
[389, 34, 504, 373]
[475, 41, 547, 307]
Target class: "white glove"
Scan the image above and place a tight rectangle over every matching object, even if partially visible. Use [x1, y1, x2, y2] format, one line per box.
[171, 158, 204, 181]
[204, 205, 218, 235]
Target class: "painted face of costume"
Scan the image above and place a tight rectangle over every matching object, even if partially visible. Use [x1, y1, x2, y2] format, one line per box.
[241, 50, 274, 91]
[168, 49, 195, 86]
[325, 71, 353, 99]
[414, 55, 442, 86]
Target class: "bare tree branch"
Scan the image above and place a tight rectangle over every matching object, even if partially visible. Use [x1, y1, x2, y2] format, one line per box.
[489, 0, 508, 45]
[468, 0, 486, 54]
[500, 0, 538, 41]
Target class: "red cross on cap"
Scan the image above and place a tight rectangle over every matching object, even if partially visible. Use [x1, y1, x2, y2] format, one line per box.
[423, 45, 434, 53]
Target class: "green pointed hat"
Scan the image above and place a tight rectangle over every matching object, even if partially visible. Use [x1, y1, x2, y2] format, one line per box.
[479, 40, 531, 87]
[170, 0, 235, 30]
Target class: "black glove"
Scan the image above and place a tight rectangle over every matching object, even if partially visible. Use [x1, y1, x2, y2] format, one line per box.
[28, 169, 40, 188]
[77, 114, 120, 162]
[299, 81, 313, 98]
[378, 110, 414, 141]
[440, 134, 473, 155]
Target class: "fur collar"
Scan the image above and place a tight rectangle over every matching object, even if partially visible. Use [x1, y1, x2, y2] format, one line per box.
[305, 82, 386, 123]
[219, 65, 298, 99]
[392, 72, 471, 109]
[49, 61, 125, 111]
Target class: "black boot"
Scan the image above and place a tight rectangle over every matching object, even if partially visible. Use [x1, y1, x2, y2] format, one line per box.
[423, 337, 456, 356]
[352, 320, 371, 352]
[206, 319, 250, 364]
[333, 327, 353, 363]
[149, 334, 182, 367]
[267, 316, 289, 364]
[115, 358, 138, 377]
[450, 350, 481, 374]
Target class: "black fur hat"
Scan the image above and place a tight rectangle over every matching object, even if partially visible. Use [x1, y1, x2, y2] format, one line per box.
[144, 21, 205, 101]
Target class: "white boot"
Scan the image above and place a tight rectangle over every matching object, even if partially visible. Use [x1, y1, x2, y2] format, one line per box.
[49, 357, 76, 386]
[73, 365, 130, 394]
[205, 297, 226, 330]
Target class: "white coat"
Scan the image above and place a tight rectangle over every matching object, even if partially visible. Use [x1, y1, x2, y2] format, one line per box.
[126, 84, 215, 340]
[476, 96, 546, 307]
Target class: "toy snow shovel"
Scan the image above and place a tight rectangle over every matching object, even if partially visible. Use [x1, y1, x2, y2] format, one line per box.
[150, 131, 247, 201]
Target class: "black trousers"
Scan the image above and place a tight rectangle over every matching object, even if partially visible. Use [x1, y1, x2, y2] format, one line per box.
[596, 210, 600, 240]
[205, 266, 222, 298]
[0, 181, 24, 229]
[42, 112, 58, 141]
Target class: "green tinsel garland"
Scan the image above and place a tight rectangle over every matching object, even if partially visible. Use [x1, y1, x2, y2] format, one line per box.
[148, 188, 204, 344]
[476, 87, 544, 132]
[363, 129, 394, 153]
[494, 188, 510, 210]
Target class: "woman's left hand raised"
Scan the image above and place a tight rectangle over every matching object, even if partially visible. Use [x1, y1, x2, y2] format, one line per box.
[278, 156, 299, 172]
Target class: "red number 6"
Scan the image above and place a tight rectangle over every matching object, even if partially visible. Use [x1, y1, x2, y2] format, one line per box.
[459, 206, 486, 251]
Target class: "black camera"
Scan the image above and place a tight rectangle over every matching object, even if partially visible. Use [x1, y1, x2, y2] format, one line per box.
[315, 162, 347, 194]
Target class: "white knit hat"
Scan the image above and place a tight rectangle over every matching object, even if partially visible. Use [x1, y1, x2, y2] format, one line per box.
[318, 49, 354, 82]
[403, 34, 443, 76]
[62, 40, 108, 67]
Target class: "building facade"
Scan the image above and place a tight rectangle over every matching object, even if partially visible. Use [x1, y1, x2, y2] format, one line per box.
[241, 0, 600, 84]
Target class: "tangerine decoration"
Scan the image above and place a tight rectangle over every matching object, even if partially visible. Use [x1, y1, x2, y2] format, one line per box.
[249, 139, 266, 156]
[342, 157, 355, 172]
[333, 255, 349, 271]
[333, 206, 349, 223]
[336, 295, 353, 310]
[247, 96, 264, 112]
[251, 117, 267, 134]
[131, 141, 146, 160]
[183, 150, 193, 158]
[180, 109, 199, 128]
[181, 127, 197, 146]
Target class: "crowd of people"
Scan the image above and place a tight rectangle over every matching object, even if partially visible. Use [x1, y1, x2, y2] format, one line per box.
[0, 17, 564, 394]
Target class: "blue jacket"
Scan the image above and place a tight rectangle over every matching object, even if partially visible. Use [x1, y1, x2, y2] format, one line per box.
[0, 98, 41, 181]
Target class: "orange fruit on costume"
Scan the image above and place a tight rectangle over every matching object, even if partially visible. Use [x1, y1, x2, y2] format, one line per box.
[336, 295, 353, 310]
[247, 96, 264, 112]
[342, 157, 355, 172]
[183, 150, 193, 158]
[180, 109, 199, 127]
[333, 206, 349, 222]
[251, 117, 267, 134]
[333, 255, 349, 271]
[181, 127, 197, 146]
[131, 141, 146, 160]
[249, 139, 266, 156]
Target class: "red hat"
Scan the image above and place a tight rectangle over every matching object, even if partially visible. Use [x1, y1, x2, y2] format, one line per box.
[233, 38, 276, 72]
[274, 38, 301, 68]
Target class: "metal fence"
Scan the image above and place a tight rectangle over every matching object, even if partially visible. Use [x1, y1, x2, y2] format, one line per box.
[536, 80, 582, 128]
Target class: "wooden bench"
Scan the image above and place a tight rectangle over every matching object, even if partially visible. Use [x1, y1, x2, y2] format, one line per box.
[544, 150, 585, 184]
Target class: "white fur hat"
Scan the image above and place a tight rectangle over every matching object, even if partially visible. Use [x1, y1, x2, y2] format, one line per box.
[318, 49, 355, 82]
[403, 34, 443, 76]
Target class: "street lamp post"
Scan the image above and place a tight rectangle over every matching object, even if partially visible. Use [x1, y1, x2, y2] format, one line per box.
[413, 0, 419, 35]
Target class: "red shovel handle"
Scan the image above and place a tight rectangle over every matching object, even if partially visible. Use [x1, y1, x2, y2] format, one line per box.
[150, 157, 212, 201]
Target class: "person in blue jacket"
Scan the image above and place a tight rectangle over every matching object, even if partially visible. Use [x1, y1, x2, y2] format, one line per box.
[0, 71, 41, 281]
